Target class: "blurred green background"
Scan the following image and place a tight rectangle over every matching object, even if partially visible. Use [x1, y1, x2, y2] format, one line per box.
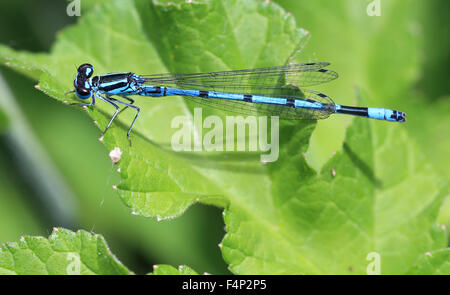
[0, 0, 448, 274]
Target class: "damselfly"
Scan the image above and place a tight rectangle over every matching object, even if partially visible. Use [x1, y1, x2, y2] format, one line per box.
[70, 63, 406, 144]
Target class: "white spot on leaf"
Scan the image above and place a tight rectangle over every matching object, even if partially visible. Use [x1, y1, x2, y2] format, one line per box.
[109, 147, 122, 163]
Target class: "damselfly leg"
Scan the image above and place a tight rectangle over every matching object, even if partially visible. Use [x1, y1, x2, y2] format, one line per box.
[107, 96, 140, 146]
[95, 92, 120, 138]
[70, 94, 95, 107]
[116, 96, 135, 116]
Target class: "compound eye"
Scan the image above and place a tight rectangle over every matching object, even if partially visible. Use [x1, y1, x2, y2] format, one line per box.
[77, 63, 94, 78]
[76, 87, 91, 99]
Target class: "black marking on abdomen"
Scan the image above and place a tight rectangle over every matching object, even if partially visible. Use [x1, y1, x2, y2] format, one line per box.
[243, 95, 253, 102]
[390, 110, 397, 119]
[286, 99, 295, 107]
[199, 91, 209, 97]
[336, 105, 369, 117]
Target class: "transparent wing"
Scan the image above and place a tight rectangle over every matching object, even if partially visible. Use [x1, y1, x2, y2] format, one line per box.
[141, 63, 337, 120]
[142, 62, 338, 94]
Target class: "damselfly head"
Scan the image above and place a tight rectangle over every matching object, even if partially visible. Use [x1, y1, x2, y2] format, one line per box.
[73, 71, 92, 99]
[77, 63, 94, 78]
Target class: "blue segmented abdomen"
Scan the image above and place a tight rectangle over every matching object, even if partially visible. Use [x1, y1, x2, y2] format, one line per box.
[137, 86, 334, 120]
[162, 87, 329, 111]
[138, 86, 405, 122]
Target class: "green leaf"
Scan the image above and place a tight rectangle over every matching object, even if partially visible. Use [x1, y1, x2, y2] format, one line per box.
[150, 264, 198, 275]
[0, 45, 47, 81]
[0, 0, 447, 275]
[0, 228, 131, 275]
[407, 249, 450, 275]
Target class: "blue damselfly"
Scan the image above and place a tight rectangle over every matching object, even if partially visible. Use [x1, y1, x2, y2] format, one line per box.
[70, 63, 405, 144]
